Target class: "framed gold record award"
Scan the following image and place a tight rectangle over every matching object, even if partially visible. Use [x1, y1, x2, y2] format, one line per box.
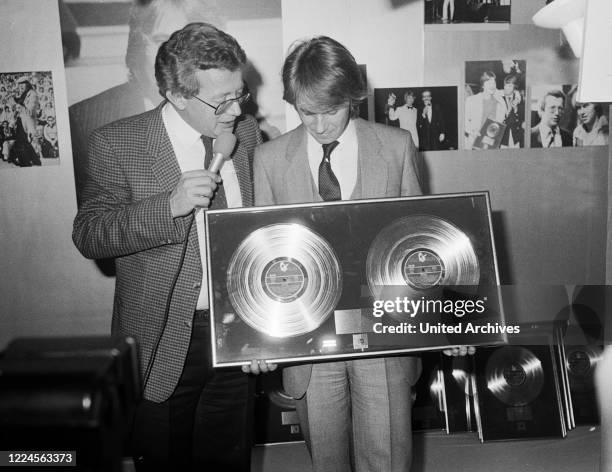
[205, 192, 507, 367]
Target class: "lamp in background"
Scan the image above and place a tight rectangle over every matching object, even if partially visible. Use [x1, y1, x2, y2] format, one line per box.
[532, 0, 587, 57]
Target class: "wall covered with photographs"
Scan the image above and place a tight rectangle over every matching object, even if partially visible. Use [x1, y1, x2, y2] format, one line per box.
[421, 16, 610, 292]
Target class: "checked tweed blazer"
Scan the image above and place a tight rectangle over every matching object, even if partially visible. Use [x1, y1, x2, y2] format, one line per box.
[73, 104, 261, 402]
[254, 118, 423, 399]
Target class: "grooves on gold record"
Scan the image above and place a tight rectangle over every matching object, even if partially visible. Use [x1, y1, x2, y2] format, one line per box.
[485, 346, 545, 406]
[226, 223, 342, 338]
[365, 215, 480, 298]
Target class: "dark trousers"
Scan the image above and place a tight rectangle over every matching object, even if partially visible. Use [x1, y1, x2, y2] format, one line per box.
[131, 311, 253, 471]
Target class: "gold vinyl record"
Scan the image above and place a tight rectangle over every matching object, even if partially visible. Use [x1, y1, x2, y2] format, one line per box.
[566, 346, 602, 392]
[226, 223, 342, 338]
[485, 346, 545, 406]
[366, 215, 479, 297]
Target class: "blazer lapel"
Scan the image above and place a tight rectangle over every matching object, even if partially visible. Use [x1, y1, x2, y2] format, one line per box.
[354, 119, 388, 199]
[147, 105, 200, 257]
[284, 125, 319, 202]
[148, 105, 181, 193]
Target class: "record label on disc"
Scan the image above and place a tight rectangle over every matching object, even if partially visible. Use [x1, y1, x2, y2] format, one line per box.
[262, 257, 308, 302]
[503, 365, 527, 387]
[403, 249, 445, 288]
[567, 350, 592, 376]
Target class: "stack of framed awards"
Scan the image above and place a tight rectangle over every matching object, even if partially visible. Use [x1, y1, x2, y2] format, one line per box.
[415, 321, 604, 442]
[205, 192, 506, 367]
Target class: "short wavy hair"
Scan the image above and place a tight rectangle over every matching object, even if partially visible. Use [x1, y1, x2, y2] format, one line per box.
[154, 22, 245, 99]
[282, 36, 366, 117]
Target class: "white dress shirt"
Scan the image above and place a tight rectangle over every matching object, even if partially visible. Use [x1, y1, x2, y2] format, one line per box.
[162, 102, 242, 309]
[307, 119, 358, 201]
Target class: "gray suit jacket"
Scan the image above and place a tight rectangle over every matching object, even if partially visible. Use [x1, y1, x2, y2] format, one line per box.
[254, 118, 422, 399]
[73, 105, 261, 402]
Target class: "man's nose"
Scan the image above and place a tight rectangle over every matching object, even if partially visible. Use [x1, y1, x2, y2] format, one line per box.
[315, 115, 327, 133]
[226, 100, 242, 117]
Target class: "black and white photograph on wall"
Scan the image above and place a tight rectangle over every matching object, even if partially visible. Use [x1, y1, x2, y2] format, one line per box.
[374, 86, 458, 151]
[424, 0, 511, 25]
[530, 84, 609, 148]
[464, 59, 526, 150]
[0, 71, 58, 169]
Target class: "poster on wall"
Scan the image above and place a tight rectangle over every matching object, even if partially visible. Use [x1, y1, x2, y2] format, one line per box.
[425, 0, 511, 26]
[530, 84, 609, 148]
[0, 71, 59, 169]
[374, 86, 458, 151]
[464, 59, 526, 150]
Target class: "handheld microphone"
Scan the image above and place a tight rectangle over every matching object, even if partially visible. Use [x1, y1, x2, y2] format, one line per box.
[207, 132, 237, 174]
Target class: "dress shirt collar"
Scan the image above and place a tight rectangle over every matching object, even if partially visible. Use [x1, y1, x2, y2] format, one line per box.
[162, 101, 202, 149]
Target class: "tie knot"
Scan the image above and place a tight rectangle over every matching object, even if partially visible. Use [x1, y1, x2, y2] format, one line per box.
[322, 140, 339, 161]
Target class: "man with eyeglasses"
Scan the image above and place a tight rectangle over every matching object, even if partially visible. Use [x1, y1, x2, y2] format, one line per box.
[73, 22, 263, 472]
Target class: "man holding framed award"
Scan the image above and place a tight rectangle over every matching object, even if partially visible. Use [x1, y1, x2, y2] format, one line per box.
[254, 36, 423, 472]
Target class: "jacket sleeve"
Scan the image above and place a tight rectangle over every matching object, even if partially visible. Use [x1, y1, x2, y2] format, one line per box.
[72, 128, 188, 260]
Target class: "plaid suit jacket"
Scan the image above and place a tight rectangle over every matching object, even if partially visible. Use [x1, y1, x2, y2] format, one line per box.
[73, 104, 261, 401]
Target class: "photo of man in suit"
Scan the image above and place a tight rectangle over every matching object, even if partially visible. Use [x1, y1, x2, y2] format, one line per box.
[73, 23, 263, 471]
[530, 89, 572, 148]
[417, 89, 448, 151]
[254, 36, 423, 472]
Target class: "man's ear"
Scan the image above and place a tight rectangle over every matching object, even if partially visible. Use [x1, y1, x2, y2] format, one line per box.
[166, 91, 187, 110]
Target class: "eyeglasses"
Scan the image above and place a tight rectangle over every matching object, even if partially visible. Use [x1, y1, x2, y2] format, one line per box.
[192, 91, 251, 115]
